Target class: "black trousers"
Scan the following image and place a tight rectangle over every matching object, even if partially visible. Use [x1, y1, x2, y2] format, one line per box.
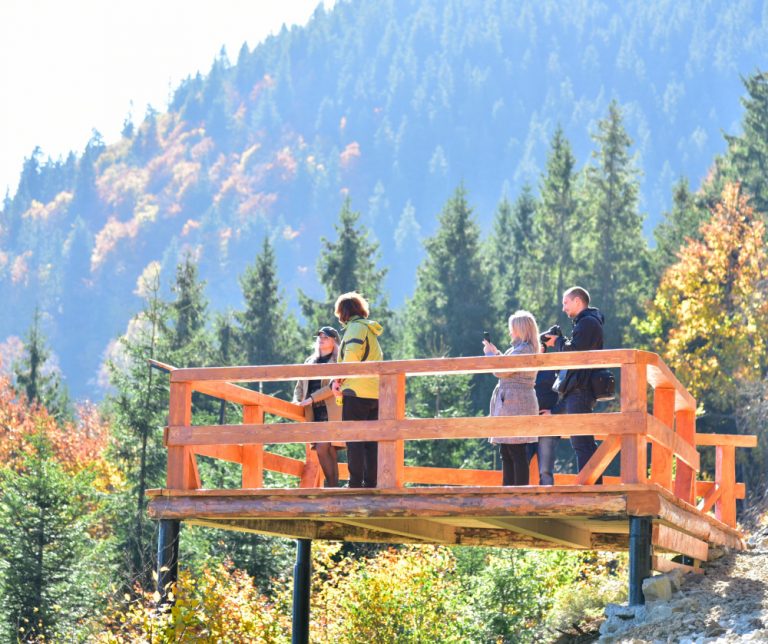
[499, 444, 530, 485]
[342, 396, 379, 488]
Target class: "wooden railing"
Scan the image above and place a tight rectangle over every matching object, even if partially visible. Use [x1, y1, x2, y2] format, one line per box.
[154, 349, 756, 528]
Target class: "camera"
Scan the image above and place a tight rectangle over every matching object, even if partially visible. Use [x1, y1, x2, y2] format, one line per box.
[539, 324, 562, 345]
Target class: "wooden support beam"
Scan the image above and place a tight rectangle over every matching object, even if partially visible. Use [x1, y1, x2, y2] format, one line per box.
[715, 444, 737, 528]
[652, 555, 704, 575]
[166, 412, 646, 447]
[652, 523, 708, 561]
[192, 445, 243, 462]
[481, 517, 592, 549]
[299, 444, 322, 488]
[576, 435, 621, 485]
[621, 433, 647, 484]
[241, 405, 264, 488]
[167, 382, 194, 489]
[674, 410, 696, 505]
[189, 380, 306, 421]
[650, 388, 675, 490]
[334, 518, 455, 543]
[621, 360, 648, 414]
[697, 485, 723, 515]
[697, 480, 745, 501]
[695, 433, 758, 448]
[263, 452, 306, 478]
[641, 351, 696, 412]
[647, 415, 700, 471]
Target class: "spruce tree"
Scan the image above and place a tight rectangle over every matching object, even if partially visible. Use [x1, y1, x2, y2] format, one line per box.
[14, 309, 71, 422]
[405, 185, 493, 413]
[299, 197, 390, 348]
[485, 186, 536, 338]
[580, 102, 650, 348]
[237, 237, 301, 395]
[722, 71, 768, 215]
[0, 436, 108, 641]
[105, 262, 170, 589]
[167, 252, 209, 365]
[527, 126, 579, 329]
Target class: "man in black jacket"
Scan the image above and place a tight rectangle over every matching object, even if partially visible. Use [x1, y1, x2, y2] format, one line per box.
[544, 286, 604, 481]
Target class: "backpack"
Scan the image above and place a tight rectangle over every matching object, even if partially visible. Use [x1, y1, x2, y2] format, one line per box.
[589, 368, 616, 402]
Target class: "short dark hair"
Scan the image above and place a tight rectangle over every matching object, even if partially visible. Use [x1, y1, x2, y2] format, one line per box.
[564, 286, 590, 305]
[334, 291, 370, 323]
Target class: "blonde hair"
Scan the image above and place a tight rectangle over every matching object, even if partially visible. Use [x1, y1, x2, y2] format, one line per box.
[508, 310, 541, 352]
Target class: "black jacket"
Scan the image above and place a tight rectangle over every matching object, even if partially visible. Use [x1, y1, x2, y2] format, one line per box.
[554, 307, 604, 394]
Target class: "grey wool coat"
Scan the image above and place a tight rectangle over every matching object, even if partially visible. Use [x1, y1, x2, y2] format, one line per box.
[489, 340, 539, 444]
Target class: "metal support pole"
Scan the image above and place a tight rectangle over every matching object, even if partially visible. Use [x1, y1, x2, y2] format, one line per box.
[292, 539, 312, 644]
[156, 519, 180, 605]
[629, 516, 652, 606]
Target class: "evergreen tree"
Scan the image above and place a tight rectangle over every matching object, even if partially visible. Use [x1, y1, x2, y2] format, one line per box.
[485, 186, 536, 337]
[14, 309, 71, 422]
[105, 262, 170, 589]
[298, 198, 391, 350]
[404, 185, 493, 411]
[237, 237, 301, 395]
[651, 177, 709, 280]
[580, 102, 650, 348]
[527, 126, 579, 329]
[0, 435, 108, 642]
[721, 71, 768, 215]
[167, 252, 209, 365]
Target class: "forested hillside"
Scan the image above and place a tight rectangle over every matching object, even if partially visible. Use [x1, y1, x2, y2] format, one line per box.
[1, 0, 767, 397]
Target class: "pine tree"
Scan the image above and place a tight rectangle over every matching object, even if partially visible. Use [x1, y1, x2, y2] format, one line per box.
[580, 102, 650, 348]
[105, 262, 170, 589]
[485, 186, 536, 338]
[14, 308, 71, 422]
[298, 198, 391, 350]
[0, 434, 108, 642]
[651, 177, 709, 280]
[167, 252, 209, 365]
[405, 185, 493, 411]
[237, 237, 301, 395]
[722, 71, 768, 215]
[526, 126, 579, 329]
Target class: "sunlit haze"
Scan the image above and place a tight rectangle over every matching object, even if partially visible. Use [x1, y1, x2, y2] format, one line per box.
[0, 0, 329, 198]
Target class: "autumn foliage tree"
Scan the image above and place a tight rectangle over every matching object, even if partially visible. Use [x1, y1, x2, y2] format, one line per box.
[637, 183, 768, 422]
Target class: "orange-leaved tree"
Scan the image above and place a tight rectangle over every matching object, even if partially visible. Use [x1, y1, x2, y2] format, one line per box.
[638, 182, 768, 416]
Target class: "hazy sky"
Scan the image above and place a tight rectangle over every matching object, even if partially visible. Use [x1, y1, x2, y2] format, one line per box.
[0, 0, 329, 199]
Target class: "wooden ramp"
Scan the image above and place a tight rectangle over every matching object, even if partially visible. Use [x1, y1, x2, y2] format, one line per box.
[146, 350, 756, 598]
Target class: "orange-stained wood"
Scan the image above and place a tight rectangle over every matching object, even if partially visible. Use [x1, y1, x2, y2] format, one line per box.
[241, 406, 264, 488]
[698, 484, 723, 515]
[621, 434, 647, 484]
[674, 409, 696, 505]
[650, 388, 675, 490]
[166, 412, 645, 447]
[695, 433, 758, 448]
[620, 361, 647, 413]
[190, 380, 306, 421]
[378, 374, 406, 488]
[715, 444, 737, 528]
[652, 523, 708, 561]
[646, 415, 699, 471]
[576, 435, 621, 485]
[167, 382, 194, 489]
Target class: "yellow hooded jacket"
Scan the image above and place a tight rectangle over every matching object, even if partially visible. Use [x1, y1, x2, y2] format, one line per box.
[339, 316, 384, 399]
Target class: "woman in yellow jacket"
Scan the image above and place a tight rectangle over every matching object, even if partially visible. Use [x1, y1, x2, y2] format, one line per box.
[293, 326, 345, 487]
[331, 291, 384, 488]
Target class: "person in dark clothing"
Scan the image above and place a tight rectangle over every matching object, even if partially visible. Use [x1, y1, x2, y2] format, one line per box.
[531, 344, 559, 485]
[543, 286, 605, 482]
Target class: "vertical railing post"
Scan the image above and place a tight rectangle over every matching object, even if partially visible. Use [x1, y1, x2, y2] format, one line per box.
[650, 388, 675, 491]
[673, 409, 696, 505]
[377, 373, 406, 488]
[715, 444, 737, 527]
[628, 516, 652, 605]
[242, 405, 265, 488]
[167, 381, 197, 489]
[620, 360, 648, 484]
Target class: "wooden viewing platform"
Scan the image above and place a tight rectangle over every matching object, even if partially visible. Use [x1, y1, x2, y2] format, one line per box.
[147, 349, 756, 604]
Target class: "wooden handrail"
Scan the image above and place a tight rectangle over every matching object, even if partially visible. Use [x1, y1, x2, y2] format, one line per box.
[154, 349, 755, 529]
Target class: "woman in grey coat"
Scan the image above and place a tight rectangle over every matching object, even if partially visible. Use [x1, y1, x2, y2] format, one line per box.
[483, 310, 540, 485]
